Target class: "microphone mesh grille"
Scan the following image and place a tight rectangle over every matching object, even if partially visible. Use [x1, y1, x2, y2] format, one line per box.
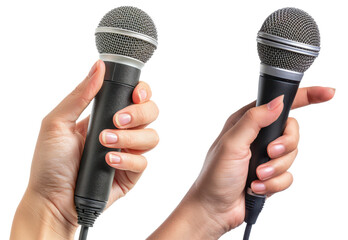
[95, 6, 157, 63]
[98, 6, 157, 40]
[96, 33, 156, 63]
[257, 45, 318, 73]
[258, 8, 320, 73]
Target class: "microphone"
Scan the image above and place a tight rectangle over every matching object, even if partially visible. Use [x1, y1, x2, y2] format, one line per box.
[74, 6, 158, 239]
[243, 7, 320, 239]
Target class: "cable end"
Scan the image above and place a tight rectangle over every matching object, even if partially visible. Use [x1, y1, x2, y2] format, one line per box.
[244, 189, 266, 225]
[74, 195, 107, 227]
[243, 223, 253, 240]
[79, 226, 89, 240]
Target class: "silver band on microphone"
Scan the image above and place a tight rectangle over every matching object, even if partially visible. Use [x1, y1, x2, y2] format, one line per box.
[257, 32, 320, 57]
[247, 188, 267, 198]
[95, 27, 158, 47]
[260, 63, 304, 81]
[99, 53, 145, 69]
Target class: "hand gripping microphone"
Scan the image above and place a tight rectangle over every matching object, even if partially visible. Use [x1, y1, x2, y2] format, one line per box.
[74, 6, 158, 239]
[243, 8, 320, 239]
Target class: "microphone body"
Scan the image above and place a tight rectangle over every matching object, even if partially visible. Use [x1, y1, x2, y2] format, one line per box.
[243, 8, 321, 237]
[245, 66, 300, 224]
[72, 6, 158, 231]
[74, 62, 140, 225]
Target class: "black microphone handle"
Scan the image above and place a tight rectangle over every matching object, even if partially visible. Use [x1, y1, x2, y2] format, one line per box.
[245, 73, 299, 224]
[74, 61, 140, 227]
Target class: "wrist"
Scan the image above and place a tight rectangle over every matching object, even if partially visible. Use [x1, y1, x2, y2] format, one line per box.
[186, 183, 229, 238]
[179, 188, 227, 239]
[148, 183, 227, 240]
[10, 189, 77, 240]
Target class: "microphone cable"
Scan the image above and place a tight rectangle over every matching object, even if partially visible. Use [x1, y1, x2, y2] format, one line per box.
[243, 223, 252, 240]
[79, 226, 89, 240]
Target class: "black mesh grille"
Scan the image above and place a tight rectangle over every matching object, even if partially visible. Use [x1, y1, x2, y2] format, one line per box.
[258, 8, 320, 73]
[96, 6, 157, 63]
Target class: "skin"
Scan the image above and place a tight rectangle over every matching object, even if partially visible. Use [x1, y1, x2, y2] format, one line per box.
[10, 60, 159, 239]
[10, 60, 335, 239]
[148, 87, 335, 239]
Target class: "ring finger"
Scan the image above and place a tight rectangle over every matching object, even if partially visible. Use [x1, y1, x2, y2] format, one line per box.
[100, 128, 159, 151]
[114, 100, 159, 129]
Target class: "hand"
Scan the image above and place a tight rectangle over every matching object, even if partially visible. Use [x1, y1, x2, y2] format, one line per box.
[10, 60, 159, 240]
[148, 86, 335, 240]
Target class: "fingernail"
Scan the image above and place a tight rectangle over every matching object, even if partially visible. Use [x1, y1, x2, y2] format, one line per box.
[258, 166, 275, 180]
[329, 88, 336, 95]
[116, 113, 132, 126]
[88, 60, 99, 78]
[269, 144, 286, 157]
[109, 154, 121, 164]
[267, 95, 284, 110]
[138, 89, 147, 101]
[252, 182, 266, 192]
[102, 132, 118, 144]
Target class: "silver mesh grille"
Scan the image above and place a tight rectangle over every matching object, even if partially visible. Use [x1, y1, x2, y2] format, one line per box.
[95, 6, 157, 63]
[258, 8, 320, 73]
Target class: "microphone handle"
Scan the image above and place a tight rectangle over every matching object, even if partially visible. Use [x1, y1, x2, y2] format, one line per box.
[74, 62, 140, 227]
[245, 73, 299, 224]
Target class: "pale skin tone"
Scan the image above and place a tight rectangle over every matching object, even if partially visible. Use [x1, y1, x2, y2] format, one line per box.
[10, 60, 335, 239]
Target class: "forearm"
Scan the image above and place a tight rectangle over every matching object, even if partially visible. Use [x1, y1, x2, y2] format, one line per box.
[10, 189, 77, 240]
[148, 184, 226, 240]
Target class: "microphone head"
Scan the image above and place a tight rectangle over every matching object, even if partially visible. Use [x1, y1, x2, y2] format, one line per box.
[95, 6, 158, 65]
[257, 8, 320, 73]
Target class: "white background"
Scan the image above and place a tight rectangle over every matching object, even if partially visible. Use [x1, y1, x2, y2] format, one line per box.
[1, 0, 347, 239]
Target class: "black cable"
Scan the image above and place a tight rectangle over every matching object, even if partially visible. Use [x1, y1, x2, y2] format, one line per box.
[243, 223, 252, 240]
[79, 225, 89, 240]
[244, 192, 266, 240]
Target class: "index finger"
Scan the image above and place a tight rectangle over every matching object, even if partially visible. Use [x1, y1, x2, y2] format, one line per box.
[291, 86, 335, 109]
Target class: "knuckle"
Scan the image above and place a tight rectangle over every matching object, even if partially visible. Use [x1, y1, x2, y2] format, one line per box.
[141, 155, 148, 171]
[149, 128, 160, 147]
[135, 106, 147, 123]
[122, 133, 134, 147]
[151, 101, 160, 119]
[287, 118, 300, 137]
[271, 179, 283, 193]
[272, 172, 293, 193]
[293, 148, 299, 158]
[128, 156, 136, 169]
[128, 155, 147, 172]
[287, 172, 294, 185]
[71, 83, 84, 98]
[288, 134, 298, 147]
[219, 136, 251, 160]
[245, 108, 257, 123]
[71, 81, 90, 106]
[41, 115, 64, 131]
[41, 114, 51, 127]
[289, 117, 299, 129]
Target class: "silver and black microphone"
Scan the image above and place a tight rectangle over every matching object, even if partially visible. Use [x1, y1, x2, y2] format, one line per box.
[244, 7, 320, 240]
[74, 6, 158, 240]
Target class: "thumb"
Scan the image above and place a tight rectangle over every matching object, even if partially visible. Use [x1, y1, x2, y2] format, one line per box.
[47, 60, 105, 125]
[221, 95, 284, 159]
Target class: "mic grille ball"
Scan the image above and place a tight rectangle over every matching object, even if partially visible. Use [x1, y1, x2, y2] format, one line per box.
[95, 6, 157, 63]
[258, 8, 320, 73]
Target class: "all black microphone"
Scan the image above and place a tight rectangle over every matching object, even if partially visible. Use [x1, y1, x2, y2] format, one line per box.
[74, 6, 158, 239]
[243, 8, 320, 239]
